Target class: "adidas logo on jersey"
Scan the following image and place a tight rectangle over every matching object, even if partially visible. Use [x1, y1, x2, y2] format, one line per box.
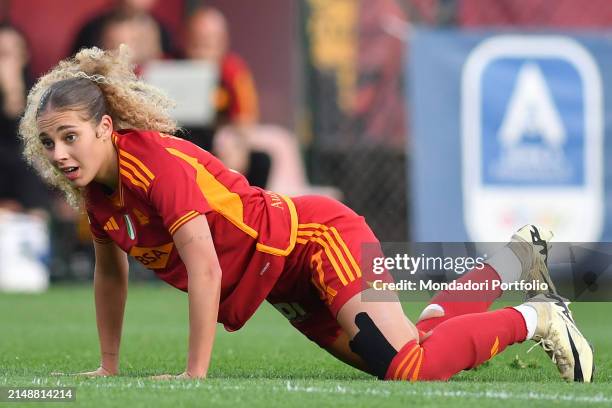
[103, 217, 120, 231]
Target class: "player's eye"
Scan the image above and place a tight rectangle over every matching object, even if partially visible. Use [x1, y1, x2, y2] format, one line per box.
[40, 138, 54, 150]
[65, 133, 78, 143]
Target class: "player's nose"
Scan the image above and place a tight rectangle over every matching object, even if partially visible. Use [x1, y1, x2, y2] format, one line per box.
[52, 143, 70, 164]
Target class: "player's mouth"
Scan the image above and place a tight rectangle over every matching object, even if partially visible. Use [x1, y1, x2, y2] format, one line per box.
[60, 166, 81, 181]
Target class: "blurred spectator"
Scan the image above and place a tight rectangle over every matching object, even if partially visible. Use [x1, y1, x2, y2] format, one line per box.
[0, 23, 51, 291]
[70, 0, 173, 57]
[351, 0, 407, 149]
[184, 6, 259, 125]
[0, 23, 49, 211]
[100, 12, 164, 69]
[183, 6, 270, 188]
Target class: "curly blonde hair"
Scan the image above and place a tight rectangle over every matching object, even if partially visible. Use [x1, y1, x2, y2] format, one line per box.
[19, 45, 178, 207]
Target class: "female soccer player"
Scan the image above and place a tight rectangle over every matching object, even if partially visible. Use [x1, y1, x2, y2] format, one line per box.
[19, 47, 593, 382]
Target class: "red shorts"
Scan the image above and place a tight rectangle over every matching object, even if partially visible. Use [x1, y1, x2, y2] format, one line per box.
[266, 195, 382, 348]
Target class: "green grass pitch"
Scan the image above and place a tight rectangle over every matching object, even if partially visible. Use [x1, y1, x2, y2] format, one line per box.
[1, 285, 610, 407]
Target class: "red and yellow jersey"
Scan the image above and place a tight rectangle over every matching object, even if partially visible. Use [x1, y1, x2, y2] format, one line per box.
[86, 129, 297, 331]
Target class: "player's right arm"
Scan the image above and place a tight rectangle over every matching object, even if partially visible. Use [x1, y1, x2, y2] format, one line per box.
[90, 239, 129, 376]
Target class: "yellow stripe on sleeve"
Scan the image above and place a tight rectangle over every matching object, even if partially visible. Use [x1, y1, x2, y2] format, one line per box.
[119, 150, 155, 180]
[169, 211, 200, 235]
[120, 169, 148, 193]
[168, 211, 199, 235]
[168, 211, 197, 232]
[119, 159, 151, 187]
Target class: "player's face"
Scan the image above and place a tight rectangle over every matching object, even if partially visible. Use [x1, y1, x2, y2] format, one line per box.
[37, 109, 114, 188]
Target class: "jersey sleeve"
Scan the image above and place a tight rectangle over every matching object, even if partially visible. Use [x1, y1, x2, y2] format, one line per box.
[116, 130, 214, 236]
[147, 150, 212, 236]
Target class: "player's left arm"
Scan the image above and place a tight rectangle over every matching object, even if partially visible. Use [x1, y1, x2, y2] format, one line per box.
[133, 139, 220, 379]
[172, 214, 221, 379]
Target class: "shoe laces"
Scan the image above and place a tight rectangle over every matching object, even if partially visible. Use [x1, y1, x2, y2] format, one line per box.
[528, 324, 571, 370]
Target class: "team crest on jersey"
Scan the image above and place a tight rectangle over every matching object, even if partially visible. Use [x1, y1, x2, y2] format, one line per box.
[123, 214, 136, 240]
[132, 208, 150, 226]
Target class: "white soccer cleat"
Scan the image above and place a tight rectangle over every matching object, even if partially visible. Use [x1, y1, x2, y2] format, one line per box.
[525, 293, 594, 382]
[510, 224, 558, 297]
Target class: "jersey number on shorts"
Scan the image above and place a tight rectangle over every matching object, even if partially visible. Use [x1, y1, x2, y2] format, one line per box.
[273, 302, 307, 321]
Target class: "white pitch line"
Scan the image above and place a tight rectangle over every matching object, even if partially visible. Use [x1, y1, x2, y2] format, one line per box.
[283, 383, 611, 404]
[3, 378, 610, 404]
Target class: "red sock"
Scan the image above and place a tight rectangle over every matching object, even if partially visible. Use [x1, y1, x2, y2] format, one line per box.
[417, 264, 503, 333]
[386, 308, 527, 381]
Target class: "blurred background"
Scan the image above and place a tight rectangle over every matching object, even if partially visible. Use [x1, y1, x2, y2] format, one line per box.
[1, 0, 612, 291]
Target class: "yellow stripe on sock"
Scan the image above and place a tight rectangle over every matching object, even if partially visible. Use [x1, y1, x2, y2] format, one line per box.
[393, 344, 419, 380]
[400, 346, 422, 381]
[490, 336, 500, 358]
[410, 349, 424, 382]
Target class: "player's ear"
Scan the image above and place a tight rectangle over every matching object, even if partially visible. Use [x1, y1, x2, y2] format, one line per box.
[97, 114, 114, 140]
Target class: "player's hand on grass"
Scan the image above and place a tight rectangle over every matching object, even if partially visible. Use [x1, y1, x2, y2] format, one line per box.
[150, 371, 202, 380]
[51, 366, 117, 377]
[78, 366, 118, 377]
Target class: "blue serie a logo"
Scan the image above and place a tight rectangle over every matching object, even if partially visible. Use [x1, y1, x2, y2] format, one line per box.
[462, 35, 603, 188]
[461, 35, 604, 242]
[482, 58, 583, 186]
